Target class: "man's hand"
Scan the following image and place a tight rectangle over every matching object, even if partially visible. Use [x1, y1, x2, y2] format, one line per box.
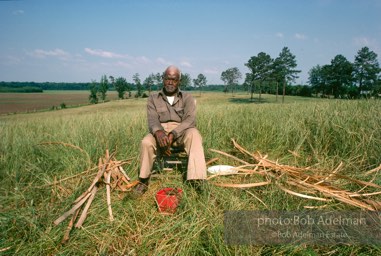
[155, 130, 174, 156]
[164, 133, 174, 156]
[154, 130, 169, 148]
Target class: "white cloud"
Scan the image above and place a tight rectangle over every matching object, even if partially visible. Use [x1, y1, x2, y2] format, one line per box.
[294, 33, 307, 40]
[180, 61, 192, 68]
[276, 32, 284, 38]
[156, 57, 172, 66]
[84, 48, 127, 58]
[29, 48, 70, 60]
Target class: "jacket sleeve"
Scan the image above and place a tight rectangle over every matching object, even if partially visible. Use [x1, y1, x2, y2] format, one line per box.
[171, 94, 196, 139]
[147, 94, 163, 135]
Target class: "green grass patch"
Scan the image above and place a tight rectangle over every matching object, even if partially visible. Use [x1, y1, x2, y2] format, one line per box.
[1, 92, 381, 255]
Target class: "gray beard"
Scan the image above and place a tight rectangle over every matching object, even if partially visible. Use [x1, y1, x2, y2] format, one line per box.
[164, 86, 178, 96]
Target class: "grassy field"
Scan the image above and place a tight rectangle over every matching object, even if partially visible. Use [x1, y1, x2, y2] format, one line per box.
[0, 91, 119, 115]
[1, 92, 381, 255]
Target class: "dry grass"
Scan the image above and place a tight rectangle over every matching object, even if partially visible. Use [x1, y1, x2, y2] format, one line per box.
[1, 92, 381, 255]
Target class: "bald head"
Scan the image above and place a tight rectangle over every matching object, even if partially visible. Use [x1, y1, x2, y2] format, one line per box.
[164, 65, 181, 80]
[163, 65, 181, 96]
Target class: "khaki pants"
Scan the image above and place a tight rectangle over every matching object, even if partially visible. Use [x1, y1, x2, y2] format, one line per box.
[139, 122, 207, 180]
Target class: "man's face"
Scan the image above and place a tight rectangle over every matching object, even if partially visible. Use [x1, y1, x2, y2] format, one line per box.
[163, 70, 180, 96]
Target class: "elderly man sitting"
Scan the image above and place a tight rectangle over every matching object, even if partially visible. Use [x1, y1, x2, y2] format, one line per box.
[134, 65, 207, 195]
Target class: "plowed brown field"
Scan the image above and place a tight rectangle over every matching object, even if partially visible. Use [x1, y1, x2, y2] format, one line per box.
[0, 91, 119, 115]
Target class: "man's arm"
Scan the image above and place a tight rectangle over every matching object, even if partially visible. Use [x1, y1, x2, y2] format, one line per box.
[147, 94, 164, 135]
[171, 94, 196, 139]
[147, 94, 173, 155]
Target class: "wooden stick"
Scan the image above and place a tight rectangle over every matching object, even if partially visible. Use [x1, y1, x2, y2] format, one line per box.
[365, 164, 381, 175]
[118, 166, 131, 181]
[363, 199, 381, 210]
[75, 185, 98, 228]
[117, 182, 127, 192]
[356, 172, 378, 193]
[120, 175, 130, 185]
[72, 158, 103, 205]
[294, 179, 376, 211]
[231, 138, 255, 158]
[209, 148, 250, 165]
[123, 180, 140, 189]
[334, 174, 381, 189]
[322, 190, 376, 211]
[245, 190, 268, 208]
[61, 208, 80, 244]
[232, 164, 268, 175]
[105, 170, 114, 221]
[349, 190, 381, 197]
[110, 166, 121, 184]
[85, 156, 110, 195]
[0, 247, 12, 253]
[212, 181, 271, 188]
[73, 190, 91, 205]
[314, 162, 343, 185]
[72, 158, 103, 204]
[117, 180, 140, 191]
[277, 184, 331, 201]
[53, 192, 92, 225]
[232, 139, 319, 173]
[206, 157, 219, 166]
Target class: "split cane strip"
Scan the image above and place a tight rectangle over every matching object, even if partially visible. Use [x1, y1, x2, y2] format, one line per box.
[61, 208, 80, 244]
[75, 185, 99, 228]
[54, 192, 92, 225]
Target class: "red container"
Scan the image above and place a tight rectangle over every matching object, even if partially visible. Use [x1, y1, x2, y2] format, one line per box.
[155, 188, 183, 214]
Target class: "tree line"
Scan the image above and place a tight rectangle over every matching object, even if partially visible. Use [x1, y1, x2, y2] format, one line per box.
[220, 46, 381, 101]
[0, 81, 91, 91]
[2, 46, 380, 101]
[88, 47, 307, 104]
[87, 72, 209, 103]
[308, 47, 380, 98]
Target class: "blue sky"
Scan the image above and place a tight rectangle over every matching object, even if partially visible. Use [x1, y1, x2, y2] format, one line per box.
[1, 0, 380, 85]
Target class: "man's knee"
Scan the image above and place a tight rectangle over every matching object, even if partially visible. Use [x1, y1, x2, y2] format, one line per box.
[185, 128, 202, 140]
[182, 128, 203, 150]
[141, 134, 156, 149]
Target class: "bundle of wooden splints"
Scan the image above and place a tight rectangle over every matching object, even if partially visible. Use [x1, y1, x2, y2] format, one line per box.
[209, 139, 381, 211]
[53, 149, 139, 244]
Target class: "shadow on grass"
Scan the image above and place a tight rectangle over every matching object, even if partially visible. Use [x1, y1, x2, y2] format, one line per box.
[228, 97, 269, 104]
